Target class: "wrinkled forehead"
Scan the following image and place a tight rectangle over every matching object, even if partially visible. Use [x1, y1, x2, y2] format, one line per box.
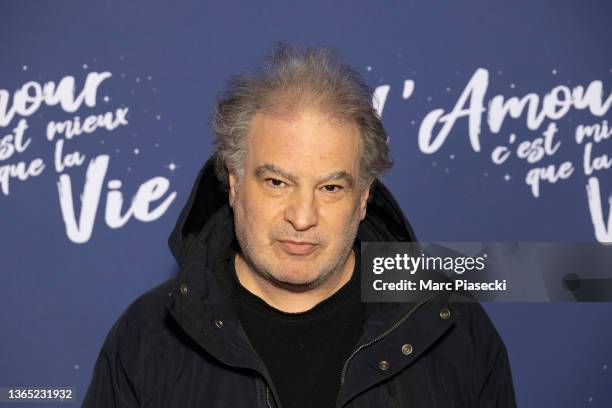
[244, 110, 362, 180]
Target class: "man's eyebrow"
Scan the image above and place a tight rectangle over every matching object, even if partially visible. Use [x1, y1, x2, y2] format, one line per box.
[254, 164, 355, 187]
[317, 171, 355, 188]
[254, 164, 299, 183]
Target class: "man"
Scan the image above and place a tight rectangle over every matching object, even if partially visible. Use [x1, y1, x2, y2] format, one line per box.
[83, 45, 517, 407]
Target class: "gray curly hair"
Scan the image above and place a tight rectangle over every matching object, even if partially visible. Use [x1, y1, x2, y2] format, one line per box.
[211, 43, 392, 191]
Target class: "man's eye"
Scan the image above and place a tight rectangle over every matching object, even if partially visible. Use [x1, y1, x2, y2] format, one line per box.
[322, 184, 343, 193]
[265, 178, 287, 188]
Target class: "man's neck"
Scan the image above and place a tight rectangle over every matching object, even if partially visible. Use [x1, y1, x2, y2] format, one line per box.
[234, 250, 355, 313]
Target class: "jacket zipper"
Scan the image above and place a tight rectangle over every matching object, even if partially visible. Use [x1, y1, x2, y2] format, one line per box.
[266, 386, 272, 408]
[265, 296, 435, 407]
[339, 296, 434, 386]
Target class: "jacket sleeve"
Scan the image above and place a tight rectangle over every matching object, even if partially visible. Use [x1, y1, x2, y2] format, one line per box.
[471, 303, 518, 408]
[82, 313, 141, 407]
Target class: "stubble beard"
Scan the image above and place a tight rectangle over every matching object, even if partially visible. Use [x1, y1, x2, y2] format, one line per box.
[232, 198, 361, 292]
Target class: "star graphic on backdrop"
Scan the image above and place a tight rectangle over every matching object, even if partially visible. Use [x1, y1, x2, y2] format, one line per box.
[504, 174, 511, 181]
[166, 161, 179, 172]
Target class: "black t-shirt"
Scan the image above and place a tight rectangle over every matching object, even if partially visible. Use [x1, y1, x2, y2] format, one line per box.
[230, 247, 364, 408]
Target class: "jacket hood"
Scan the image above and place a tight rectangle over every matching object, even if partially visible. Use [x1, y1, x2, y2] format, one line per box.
[163, 156, 457, 405]
[168, 156, 419, 266]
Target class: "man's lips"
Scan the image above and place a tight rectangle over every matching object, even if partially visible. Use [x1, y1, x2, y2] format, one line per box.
[277, 240, 319, 255]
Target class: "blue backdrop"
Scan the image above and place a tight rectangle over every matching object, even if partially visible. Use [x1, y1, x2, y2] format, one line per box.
[1, 1, 611, 406]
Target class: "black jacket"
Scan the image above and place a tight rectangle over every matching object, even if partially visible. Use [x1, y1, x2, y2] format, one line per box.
[83, 157, 517, 407]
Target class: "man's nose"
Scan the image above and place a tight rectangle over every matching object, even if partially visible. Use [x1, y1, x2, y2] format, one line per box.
[284, 189, 319, 231]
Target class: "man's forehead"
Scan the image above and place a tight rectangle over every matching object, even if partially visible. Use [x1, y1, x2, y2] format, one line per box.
[247, 111, 361, 156]
[245, 110, 362, 177]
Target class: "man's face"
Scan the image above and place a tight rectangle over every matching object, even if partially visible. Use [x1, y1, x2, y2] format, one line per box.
[228, 110, 369, 289]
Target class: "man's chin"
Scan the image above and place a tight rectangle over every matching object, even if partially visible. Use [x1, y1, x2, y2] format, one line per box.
[265, 270, 326, 291]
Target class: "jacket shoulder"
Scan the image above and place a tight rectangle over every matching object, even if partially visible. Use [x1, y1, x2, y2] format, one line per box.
[121, 278, 178, 329]
[99, 278, 180, 374]
[441, 292, 517, 406]
[444, 292, 506, 342]
[83, 278, 181, 406]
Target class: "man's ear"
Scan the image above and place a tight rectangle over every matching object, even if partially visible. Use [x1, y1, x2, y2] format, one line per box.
[228, 170, 238, 208]
[359, 183, 371, 221]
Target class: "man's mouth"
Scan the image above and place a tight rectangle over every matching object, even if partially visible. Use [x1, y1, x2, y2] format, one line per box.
[277, 239, 319, 256]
